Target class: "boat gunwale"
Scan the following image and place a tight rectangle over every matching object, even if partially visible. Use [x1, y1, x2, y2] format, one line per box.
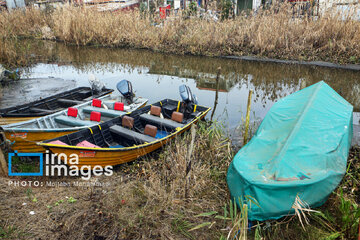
[0, 97, 148, 132]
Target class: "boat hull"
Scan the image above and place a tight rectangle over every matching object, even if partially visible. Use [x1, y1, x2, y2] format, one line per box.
[227, 81, 353, 221]
[2, 99, 148, 153]
[4, 130, 78, 153]
[42, 115, 205, 167]
[0, 116, 37, 125]
[227, 160, 345, 221]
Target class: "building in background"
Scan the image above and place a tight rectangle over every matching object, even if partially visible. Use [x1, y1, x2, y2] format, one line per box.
[237, 0, 359, 18]
[318, 0, 359, 18]
[237, 0, 258, 11]
[5, 0, 25, 10]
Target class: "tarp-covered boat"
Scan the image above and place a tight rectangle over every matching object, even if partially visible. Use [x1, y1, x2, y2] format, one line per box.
[38, 85, 210, 167]
[227, 81, 353, 221]
[0, 85, 113, 125]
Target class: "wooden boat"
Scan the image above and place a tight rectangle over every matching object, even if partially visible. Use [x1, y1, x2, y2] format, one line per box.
[38, 94, 210, 167]
[0, 86, 113, 125]
[1, 80, 148, 153]
[227, 81, 353, 221]
[39, 99, 210, 167]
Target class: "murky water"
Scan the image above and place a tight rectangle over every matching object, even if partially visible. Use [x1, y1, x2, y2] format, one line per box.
[1, 40, 360, 144]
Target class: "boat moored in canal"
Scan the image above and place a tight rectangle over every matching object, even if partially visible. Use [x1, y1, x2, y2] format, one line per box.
[38, 85, 210, 167]
[0, 81, 113, 125]
[0, 80, 147, 153]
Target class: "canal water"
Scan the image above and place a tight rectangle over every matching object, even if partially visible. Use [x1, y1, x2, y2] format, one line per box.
[1, 40, 360, 144]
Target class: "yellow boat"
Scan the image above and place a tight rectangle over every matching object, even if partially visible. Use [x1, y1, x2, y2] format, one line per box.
[38, 94, 210, 167]
[1, 80, 148, 153]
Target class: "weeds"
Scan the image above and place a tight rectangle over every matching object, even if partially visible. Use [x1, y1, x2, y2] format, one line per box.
[292, 195, 319, 230]
[0, 226, 16, 238]
[0, 4, 360, 66]
[190, 197, 259, 240]
[67, 196, 77, 203]
[172, 216, 195, 239]
[10, 155, 39, 174]
[0, 122, 359, 239]
[0, 121, 233, 239]
[54, 199, 64, 206]
[0, 224, 28, 239]
[337, 189, 360, 238]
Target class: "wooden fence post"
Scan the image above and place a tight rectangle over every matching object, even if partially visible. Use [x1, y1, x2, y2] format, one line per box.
[184, 124, 196, 198]
[243, 89, 253, 145]
[210, 67, 221, 122]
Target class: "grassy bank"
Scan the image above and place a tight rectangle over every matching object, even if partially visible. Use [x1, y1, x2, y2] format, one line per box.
[0, 122, 359, 239]
[0, 123, 233, 239]
[0, 4, 360, 67]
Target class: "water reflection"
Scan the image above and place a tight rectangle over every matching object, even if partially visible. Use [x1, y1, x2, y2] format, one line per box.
[1, 40, 360, 141]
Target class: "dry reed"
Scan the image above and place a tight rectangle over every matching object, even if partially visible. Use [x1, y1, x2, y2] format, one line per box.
[0, 122, 233, 239]
[0, 4, 360, 64]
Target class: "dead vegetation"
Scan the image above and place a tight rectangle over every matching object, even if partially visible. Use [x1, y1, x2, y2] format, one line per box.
[0, 39, 34, 68]
[0, 4, 360, 65]
[0, 122, 359, 239]
[0, 122, 233, 239]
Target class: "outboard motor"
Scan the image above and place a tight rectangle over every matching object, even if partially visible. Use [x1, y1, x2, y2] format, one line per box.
[179, 84, 198, 105]
[0, 67, 20, 83]
[117, 80, 134, 104]
[179, 85, 198, 117]
[88, 74, 105, 94]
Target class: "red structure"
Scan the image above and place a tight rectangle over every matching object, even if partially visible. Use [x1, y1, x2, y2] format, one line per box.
[159, 4, 171, 19]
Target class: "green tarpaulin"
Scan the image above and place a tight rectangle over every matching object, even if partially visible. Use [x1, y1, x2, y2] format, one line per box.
[227, 81, 353, 221]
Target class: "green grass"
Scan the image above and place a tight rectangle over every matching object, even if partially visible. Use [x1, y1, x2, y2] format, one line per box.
[171, 215, 195, 239]
[0, 226, 17, 239]
[0, 225, 29, 239]
[10, 156, 40, 174]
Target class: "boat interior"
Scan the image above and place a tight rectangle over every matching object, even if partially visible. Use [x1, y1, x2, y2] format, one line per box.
[0, 87, 113, 117]
[45, 99, 208, 149]
[52, 97, 133, 128]
[1, 80, 148, 131]
[1, 95, 147, 130]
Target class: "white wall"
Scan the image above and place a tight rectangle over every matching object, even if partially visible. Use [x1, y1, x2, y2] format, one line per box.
[319, 0, 359, 12]
[253, 0, 261, 10]
[318, 0, 360, 19]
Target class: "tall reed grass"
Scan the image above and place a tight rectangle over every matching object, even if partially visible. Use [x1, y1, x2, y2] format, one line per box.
[1, 3, 360, 64]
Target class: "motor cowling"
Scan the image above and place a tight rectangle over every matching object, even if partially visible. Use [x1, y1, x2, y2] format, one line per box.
[179, 85, 198, 117]
[88, 74, 105, 94]
[179, 85, 198, 105]
[117, 80, 134, 104]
